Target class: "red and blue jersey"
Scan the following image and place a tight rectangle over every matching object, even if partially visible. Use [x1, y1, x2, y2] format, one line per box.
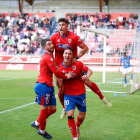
[50, 31, 83, 65]
[36, 52, 55, 87]
[59, 61, 88, 96]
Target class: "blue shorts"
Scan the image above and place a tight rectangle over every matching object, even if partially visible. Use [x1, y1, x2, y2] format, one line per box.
[64, 93, 86, 112]
[82, 71, 87, 76]
[34, 83, 56, 106]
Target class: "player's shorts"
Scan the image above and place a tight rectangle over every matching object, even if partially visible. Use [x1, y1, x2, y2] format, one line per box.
[64, 93, 86, 112]
[123, 67, 132, 74]
[82, 71, 87, 76]
[34, 82, 56, 106]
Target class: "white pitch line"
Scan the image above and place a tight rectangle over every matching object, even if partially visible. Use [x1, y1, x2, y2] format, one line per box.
[0, 95, 58, 114]
[0, 98, 34, 100]
[0, 77, 32, 81]
[0, 102, 35, 114]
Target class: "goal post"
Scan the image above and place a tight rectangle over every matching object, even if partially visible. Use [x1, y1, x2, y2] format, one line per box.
[77, 26, 140, 94]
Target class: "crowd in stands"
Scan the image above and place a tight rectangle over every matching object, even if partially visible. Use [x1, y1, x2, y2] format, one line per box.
[0, 12, 55, 55]
[66, 12, 138, 57]
[0, 11, 139, 57]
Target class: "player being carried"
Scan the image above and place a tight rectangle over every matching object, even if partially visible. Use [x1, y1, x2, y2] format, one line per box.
[119, 52, 133, 87]
[50, 18, 112, 119]
[31, 39, 74, 139]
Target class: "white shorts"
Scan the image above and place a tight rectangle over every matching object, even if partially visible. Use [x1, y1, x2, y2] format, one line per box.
[123, 67, 132, 74]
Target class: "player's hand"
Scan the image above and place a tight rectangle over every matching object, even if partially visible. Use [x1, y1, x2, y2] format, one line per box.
[65, 71, 74, 79]
[72, 58, 77, 63]
[56, 65, 60, 71]
[81, 75, 89, 80]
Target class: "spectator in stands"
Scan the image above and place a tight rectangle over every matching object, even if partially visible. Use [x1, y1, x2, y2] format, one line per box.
[115, 19, 119, 29]
[51, 9, 55, 12]
[134, 13, 138, 23]
[46, 9, 49, 13]
[107, 13, 110, 22]
[118, 15, 123, 26]
[89, 15, 94, 24]
[116, 46, 120, 56]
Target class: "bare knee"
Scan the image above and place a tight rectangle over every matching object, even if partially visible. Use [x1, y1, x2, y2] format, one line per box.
[79, 113, 86, 120]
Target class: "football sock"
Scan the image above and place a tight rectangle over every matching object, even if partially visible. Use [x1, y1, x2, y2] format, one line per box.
[46, 108, 56, 119]
[90, 82, 104, 99]
[38, 109, 48, 130]
[124, 78, 127, 84]
[68, 116, 77, 138]
[58, 93, 65, 108]
[131, 74, 133, 80]
[35, 120, 39, 126]
[76, 116, 84, 127]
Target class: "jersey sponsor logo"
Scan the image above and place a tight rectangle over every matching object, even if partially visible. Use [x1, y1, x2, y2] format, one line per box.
[58, 44, 70, 48]
[57, 39, 60, 42]
[67, 39, 72, 43]
[72, 66, 76, 70]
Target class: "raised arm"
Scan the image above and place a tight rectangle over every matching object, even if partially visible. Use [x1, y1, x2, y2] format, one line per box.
[72, 42, 89, 63]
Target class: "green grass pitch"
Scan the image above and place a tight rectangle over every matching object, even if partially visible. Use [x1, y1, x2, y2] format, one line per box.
[0, 70, 140, 140]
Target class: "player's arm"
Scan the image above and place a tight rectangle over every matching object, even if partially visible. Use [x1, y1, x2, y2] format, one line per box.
[82, 68, 93, 81]
[72, 42, 89, 63]
[49, 65, 73, 79]
[118, 57, 122, 72]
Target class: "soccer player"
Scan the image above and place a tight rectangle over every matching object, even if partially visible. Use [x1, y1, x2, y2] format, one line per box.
[59, 47, 101, 140]
[119, 52, 133, 87]
[31, 38, 74, 139]
[50, 18, 112, 119]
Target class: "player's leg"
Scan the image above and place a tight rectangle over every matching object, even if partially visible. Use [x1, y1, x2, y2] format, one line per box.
[76, 93, 86, 138]
[82, 77, 112, 107]
[123, 68, 127, 87]
[31, 83, 54, 139]
[64, 94, 78, 140]
[55, 75, 66, 119]
[130, 67, 133, 84]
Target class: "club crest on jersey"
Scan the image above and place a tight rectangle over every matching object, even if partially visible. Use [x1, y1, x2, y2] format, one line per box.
[72, 66, 76, 70]
[68, 39, 72, 43]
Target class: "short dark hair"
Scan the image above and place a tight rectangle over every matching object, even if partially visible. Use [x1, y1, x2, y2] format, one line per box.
[41, 38, 50, 47]
[58, 18, 68, 24]
[64, 47, 73, 53]
[124, 52, 126, 55]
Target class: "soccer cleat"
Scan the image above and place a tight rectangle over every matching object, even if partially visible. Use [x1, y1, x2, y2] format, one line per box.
[76, 126, 80, 138]
[31, 121, 39, 130]
[130, 79, 133, 84]
[124, 84, 127, 87]
[101, 97, 112, 107]
[37, 129, 52, 139]
[73, 137, 78, 140]
[60, 108, 66, 119]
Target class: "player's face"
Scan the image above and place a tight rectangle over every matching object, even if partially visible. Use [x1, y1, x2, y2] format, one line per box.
[63, 49, 73, 63]
[59, 21, 68, 36]
[45, 41, 54, 52]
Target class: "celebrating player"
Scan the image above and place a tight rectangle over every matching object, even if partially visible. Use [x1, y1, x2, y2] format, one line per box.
[31, 39, 74, 139]
[50, 18, 112, 119]
[59, 47, 104, 140]
[119, 52, 133, 87]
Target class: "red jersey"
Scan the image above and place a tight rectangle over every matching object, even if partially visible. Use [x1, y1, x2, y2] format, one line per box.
[50, 31, 83, 65]
[37, 52, 67, 87]
[59, 61, 88, 96]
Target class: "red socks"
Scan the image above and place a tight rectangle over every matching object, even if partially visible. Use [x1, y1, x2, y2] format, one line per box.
[36, 108, 56, 129]
[90, 82, 104, 99]
[76, 116, 84, 127]
[46, 108, 56, 119]
[38, 109, 48, 130]
[68, 117, 77, 138]
[58, 93, 65, 108]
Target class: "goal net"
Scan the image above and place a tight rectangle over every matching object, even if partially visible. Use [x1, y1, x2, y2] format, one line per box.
[77, 26, 140, 94]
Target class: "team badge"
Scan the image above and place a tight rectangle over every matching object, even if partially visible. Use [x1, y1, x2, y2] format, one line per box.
[57, 39, 60, 42]
[72, 66, 76, 70]
[46, 100, 49, 104]
[68, 39, 72, 43]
